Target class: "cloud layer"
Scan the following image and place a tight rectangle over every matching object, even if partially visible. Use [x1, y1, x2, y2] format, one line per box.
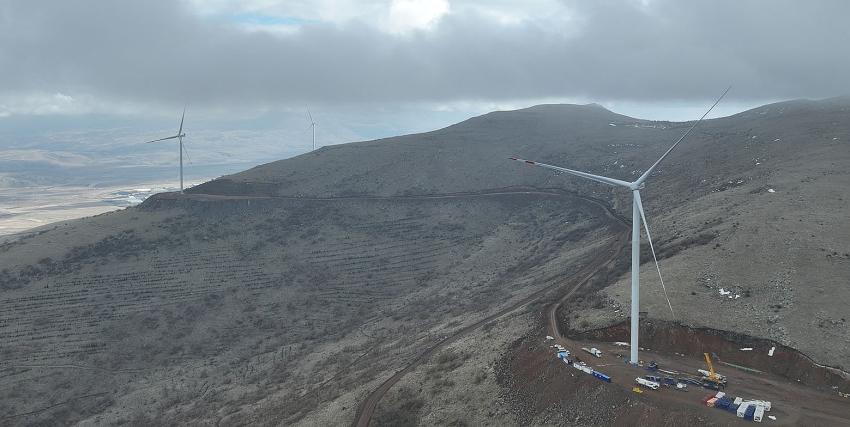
[2, 0, 850, 114]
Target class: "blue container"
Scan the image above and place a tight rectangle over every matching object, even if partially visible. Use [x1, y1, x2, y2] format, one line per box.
[715, 398, 730, 409]
[727, 403, 739, 413]
[745, 406, 756, 421]
[664, 377, 677, 385]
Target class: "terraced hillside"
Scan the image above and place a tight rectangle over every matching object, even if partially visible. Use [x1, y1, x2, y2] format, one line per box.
[1, 98, 849, 425]
[199, 98, 850, 370]
[0, 189, 615, 425]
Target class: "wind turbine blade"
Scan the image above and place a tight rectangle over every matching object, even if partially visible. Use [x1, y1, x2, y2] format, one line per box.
[634, 190, 675, 318]
[144, 135, 179, 143]
[306, 108, 313, 123]
[178, 107, 186, 136]
[509, 157, 632, 188]
[635, 86, 731, 185]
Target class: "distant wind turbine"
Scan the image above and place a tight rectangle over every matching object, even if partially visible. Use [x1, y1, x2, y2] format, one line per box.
[306, 108, 317, 151]
[510, 87, 730, 365]
[145, 108, 188, 193]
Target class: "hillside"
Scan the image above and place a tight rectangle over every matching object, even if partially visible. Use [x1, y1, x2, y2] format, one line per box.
[1, 99, 848, 425]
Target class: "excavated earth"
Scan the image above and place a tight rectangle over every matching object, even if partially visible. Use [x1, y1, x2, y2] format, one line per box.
[570, 319, 850, 391]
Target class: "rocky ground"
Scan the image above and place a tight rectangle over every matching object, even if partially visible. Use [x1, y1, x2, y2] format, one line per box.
[1, 98, 848, 425]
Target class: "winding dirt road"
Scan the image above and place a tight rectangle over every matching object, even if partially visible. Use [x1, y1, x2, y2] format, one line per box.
[347, 189, 629, 427]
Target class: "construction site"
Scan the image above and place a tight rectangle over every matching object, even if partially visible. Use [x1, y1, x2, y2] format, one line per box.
[2, 99, 850, 425]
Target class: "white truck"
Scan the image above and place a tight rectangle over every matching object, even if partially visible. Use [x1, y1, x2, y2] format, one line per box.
[635, 377, 660, 390]
[582, 347, 602, 358]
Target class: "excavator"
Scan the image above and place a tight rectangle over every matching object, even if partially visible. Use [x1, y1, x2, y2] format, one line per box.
[701, 353, 727, 389]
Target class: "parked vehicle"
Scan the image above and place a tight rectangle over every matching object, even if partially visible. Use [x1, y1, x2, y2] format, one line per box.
[635, 377, 660, 390]
[581, 347, 602, 357]
[592, 370, 611, 383]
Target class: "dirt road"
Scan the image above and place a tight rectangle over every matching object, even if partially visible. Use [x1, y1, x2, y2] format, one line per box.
[348, 189, 629, 427]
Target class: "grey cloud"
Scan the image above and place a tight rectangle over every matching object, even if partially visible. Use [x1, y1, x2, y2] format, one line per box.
[2, 0, 849, 110]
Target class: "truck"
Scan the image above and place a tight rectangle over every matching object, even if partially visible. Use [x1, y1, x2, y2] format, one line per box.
[582, 347, 602, 358]
[635, 377, 660, 390]
[645, 375, 663, 383]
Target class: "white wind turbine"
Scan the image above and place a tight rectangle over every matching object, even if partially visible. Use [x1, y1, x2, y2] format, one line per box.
[306, 108, 317, 151]
[510, 87, 730, 365]
[145, 108, 188, 193]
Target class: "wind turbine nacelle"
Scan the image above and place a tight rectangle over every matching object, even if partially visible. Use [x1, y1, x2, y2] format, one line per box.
[178, 133, 186, 138]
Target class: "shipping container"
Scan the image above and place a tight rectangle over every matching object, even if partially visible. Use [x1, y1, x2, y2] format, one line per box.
[706, 397, 717, 407]
[737, 403, 750, 418]
[745, 405, 756, 421]
[727, 403, 740, 413]
[754, 405, 764, 422]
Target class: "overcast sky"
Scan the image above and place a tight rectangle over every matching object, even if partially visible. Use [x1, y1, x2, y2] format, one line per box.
[2, 0, 850, 150]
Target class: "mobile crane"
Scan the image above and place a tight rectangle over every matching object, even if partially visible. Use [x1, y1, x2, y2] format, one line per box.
[701, 353, 727, 389]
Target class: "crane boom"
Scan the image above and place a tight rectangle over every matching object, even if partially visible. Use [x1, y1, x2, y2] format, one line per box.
[703, 353, 716, 379]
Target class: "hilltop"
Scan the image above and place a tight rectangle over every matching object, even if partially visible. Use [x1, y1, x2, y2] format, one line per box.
[0, 98, 848, 425]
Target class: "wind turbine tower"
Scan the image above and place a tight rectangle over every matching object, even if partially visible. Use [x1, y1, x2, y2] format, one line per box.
[145, 108, 188, 192]
[307, 108, 317, 151]
[510, 87, 729, 365]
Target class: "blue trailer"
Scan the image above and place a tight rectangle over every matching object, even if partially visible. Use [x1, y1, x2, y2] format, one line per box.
[592, 370, 612, 383]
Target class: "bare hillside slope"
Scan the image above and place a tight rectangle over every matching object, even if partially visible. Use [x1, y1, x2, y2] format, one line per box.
[1, 98, 848, 425]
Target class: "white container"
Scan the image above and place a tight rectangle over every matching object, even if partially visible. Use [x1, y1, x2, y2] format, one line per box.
[754, 405, 764, 422]
[737, 403, 750, 418]
[715, 391, 726, 399]
[733, 397, 743, 405]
